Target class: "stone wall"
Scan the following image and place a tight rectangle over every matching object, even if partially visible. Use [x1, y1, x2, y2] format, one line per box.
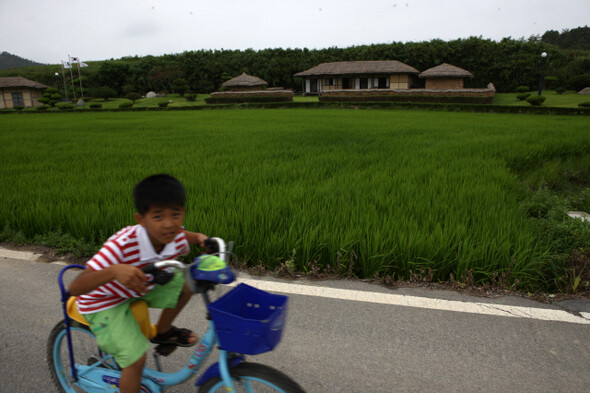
[319, 84, 496, 104]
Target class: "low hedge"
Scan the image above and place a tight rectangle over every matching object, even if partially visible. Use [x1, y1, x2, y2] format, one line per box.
[56, 103, 75, 110]
[205, 95, 293, 104]
[3, 101, 589, 116]
[319, 95, 494, 105]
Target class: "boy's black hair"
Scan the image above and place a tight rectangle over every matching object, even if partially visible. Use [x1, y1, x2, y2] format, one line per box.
[133, 174, 186, 215]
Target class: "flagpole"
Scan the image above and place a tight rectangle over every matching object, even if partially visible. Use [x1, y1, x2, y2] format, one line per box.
[61, 62, 69, 101]
[77, 60, 84, 100]
[68, 55, 76, 100]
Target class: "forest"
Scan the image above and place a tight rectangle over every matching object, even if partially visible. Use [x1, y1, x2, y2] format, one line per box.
[1, 27, 589, 96]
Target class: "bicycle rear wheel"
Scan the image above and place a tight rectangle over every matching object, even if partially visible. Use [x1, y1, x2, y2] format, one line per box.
[47, 320, 119, 393]
[198, 362, 306, 393]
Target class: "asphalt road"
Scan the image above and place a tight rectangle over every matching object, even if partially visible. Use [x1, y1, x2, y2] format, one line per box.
[1, 255, 590, 392]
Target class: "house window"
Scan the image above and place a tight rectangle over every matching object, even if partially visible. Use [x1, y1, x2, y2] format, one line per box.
[378, 77, 388, 89]
[342, 78, 351, 89]
[359, 78, 368, 89]
[11, 92, 24, 107]
[325, 78, 335, 86]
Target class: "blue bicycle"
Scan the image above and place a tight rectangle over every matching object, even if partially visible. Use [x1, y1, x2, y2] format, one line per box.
[47, 240, 306, 393]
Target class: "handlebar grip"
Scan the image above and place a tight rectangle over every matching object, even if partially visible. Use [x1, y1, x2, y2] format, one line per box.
[140, 264, 174, 286]
[204, 237, 220, 254]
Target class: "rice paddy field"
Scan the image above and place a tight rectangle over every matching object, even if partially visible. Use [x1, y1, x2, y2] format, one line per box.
[1, 109, 589, 292]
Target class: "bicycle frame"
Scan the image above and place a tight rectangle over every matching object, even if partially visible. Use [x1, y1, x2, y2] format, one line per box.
[57, 265, 242, 392]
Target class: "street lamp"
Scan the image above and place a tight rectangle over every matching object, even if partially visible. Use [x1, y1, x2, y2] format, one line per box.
[538, 52, 547, 96]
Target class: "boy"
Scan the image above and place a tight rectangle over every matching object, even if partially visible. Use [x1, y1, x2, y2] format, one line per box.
[69, 174, 208, 393]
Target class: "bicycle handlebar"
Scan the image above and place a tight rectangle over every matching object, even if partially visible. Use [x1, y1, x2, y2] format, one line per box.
[151, 260, 187, 270]
[140, 260, 185, 285]
[139, 237, 230, 286]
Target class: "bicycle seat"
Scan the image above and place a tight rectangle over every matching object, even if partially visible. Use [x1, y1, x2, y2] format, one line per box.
[66, 297, 157, 339]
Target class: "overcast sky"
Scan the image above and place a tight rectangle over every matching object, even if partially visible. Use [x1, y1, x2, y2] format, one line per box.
[1, 0, 589, 64]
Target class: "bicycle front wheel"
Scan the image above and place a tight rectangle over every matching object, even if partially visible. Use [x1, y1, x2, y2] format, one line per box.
[198, 362, 306, 393]
[47, 320, 118, 393]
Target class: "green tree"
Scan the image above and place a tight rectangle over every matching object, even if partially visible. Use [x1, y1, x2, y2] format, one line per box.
[148, 64, 183, 92]
[91, 62, 131, 95]
[568, 74, 590, 91]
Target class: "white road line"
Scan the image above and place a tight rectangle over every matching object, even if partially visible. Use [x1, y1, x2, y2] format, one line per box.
[3, 247, 588, 325]
[235, 278, 590, 326]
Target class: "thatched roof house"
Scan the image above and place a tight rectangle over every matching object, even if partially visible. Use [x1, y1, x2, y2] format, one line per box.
[0, 76, 48, 109]
[222, 73, 268, 91]
[294, 60, 420, 77]
[419, 63, 473, 89]
[294, 60, 419, 95]
[208, 72, 292, 104]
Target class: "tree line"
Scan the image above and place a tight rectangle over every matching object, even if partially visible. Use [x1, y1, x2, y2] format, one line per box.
[2, 32, 589, 97]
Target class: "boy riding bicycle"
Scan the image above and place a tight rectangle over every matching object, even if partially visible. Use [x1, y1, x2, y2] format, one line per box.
[68, 174, 208, 393]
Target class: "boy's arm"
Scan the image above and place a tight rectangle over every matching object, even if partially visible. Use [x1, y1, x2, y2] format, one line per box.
[68, 264, 148, 296]
[184, 230, 207, 247]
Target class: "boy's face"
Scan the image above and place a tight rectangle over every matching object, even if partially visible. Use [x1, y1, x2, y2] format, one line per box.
[135, 205, 185, 253]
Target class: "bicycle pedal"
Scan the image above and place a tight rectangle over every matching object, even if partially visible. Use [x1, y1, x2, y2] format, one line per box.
[155, 344, 177, 356]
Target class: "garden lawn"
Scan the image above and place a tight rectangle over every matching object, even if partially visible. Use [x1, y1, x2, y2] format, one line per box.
[1, 109, 589, 291]
[494, 90, 590, 107]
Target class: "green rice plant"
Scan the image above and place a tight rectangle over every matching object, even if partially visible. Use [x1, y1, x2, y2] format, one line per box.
[1, 109, 589, 291]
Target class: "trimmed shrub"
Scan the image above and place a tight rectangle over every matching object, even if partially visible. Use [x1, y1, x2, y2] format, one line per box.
[56, 103, 75, 110]
[125, 92, 141, 103]
[544, 76, 558, 90]
[517, 93, 531, 101]
[526, 95, 546, 106]
[39, 87, 61, 106]
[185, 93, 197, 102]
[36, 105, 49, 111]
[89, 103, 102, 109]
[122, 84, 137, 95]
[95, 86, 118, 101]
[515, 86, 530, 93]
[157, 102, 169, 108]
[556, 87, 566, 95]
[13, 106, 24, 111]
[118, 101, 133, 109]
[172, 78, 189, 96]
[579, 102, 590, 108]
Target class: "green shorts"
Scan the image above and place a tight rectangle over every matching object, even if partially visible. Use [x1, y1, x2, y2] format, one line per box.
[84, 272, 185, 368]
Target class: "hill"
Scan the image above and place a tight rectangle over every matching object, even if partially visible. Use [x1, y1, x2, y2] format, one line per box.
[0, 52, 45, 70]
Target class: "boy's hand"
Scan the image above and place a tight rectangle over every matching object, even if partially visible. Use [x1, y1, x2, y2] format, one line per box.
[113, 264, 149, 294]
[184, 230, 208, 247]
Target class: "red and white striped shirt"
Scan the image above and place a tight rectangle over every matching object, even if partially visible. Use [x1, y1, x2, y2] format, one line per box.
[76, 225, 190, 314]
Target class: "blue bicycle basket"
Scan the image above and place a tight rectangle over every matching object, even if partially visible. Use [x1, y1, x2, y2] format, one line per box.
[208, 283, 288, 355]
